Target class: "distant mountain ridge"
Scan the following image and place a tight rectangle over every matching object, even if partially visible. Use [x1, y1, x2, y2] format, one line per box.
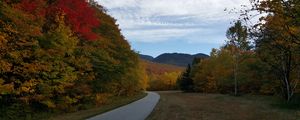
[139, 53, 209, 67]
[139, 54, 154, 61]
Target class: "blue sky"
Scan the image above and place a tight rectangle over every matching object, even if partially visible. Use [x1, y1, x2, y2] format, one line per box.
[97, 0, 251, 57]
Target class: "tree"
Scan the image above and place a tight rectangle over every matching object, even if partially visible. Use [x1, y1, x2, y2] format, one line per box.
[177, 64, 194, 92]
[248, 0, 300, 101]
[0, 1, 149, 119]
[226, 20, 250, 96]
[0, 2, 51, 118]
[37, 14, 81, 110]
[226, 20, 250, 51]
[49, 0, 100, 40]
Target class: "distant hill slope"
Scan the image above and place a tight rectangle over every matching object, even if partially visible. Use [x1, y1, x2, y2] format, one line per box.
[142, 60, 184, 75]
[139, 54, 154, 61]
[152, 53, 209, 67]
[141, 59, 184, 91]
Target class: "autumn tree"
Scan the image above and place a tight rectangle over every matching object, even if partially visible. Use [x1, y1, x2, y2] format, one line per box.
[0, 1, 148, 119]
[143, 60, 183, 91]
[190, 46, 270, 94]
[90, 7, 140, 96]
[248, 0, 300, 101]
[192, 48, 234, 93]
[0, 2, 49, 118]
[48, 0, 100, 40]
[226, 20, 250, 96]
[37, 14, 81, 110]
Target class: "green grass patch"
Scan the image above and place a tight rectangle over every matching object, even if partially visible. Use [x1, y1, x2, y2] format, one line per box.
[270, 94, 300, 110]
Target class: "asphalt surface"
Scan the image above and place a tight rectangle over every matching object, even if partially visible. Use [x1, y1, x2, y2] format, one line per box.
[86, 92, 160, 120]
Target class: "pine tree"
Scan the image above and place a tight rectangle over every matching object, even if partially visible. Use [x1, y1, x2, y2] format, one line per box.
[177, 64, 194, 92]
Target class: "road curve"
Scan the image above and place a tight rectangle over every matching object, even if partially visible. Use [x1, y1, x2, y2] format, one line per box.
[86, 92, 160, 120]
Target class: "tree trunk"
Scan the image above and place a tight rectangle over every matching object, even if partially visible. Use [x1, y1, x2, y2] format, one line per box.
[282, 75, 293, 101]
[234, 65, 238, 96]
[281, 51, 293, 101]
[234, 54, 238, 96]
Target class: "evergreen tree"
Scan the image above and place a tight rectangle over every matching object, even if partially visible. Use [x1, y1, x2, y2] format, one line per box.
[177, 64, 194, 92]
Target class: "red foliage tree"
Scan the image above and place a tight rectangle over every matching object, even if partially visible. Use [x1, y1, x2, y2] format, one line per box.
[17, 0, 38, 13]
[15, 0, 47, 17]
[53, 0, 100, 40]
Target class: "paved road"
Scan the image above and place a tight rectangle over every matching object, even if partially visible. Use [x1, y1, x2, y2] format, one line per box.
[87, 92, 160, 120]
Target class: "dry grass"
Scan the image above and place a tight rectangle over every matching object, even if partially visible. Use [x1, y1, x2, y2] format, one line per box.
[147, 91, 300, 120]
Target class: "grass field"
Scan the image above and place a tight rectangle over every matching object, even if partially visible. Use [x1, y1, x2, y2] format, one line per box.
[47, 92, 147, 120]
[147, 91, 300, 120]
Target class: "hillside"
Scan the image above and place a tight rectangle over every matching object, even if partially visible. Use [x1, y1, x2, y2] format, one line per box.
[141, 59, 184, 91]
[0, 1, 147, 119]
[142, 60, 184, 75]
[139, 54, 154, 61]
[152, 53, 209, 67]
[139, 53, 209, 67]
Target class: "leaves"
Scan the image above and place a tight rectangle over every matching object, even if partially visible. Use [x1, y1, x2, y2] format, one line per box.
[0, 79, 14, 95]
[52, 0, 100, 40]
[0, 1, 146, 119]
[249, 0, 300, 101]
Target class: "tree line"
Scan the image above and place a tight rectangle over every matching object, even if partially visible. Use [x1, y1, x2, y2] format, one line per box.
[0, 0, 148, 119]
[142, 60, 183, 91]
[178, 0, 300, 102]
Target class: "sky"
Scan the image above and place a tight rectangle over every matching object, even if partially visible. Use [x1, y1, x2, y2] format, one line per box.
[97, 0, 251, 57]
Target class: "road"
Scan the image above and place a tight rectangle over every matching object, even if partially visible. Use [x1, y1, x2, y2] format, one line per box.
[87, 92, 160, 120]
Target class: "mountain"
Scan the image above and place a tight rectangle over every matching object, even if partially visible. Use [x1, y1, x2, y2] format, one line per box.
[142, 59, 184, 91]
[139, 53, 209, 67]
[194, 53, 210, 58]
[139, 54, 154, 61]
[142, 60, 184, 75]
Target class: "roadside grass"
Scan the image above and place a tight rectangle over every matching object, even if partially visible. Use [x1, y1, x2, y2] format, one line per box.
[239, 93, 300, 110]
[271, 94, 300, 110]
[47, 92, 147, 120]
[147, 92, 300, 120]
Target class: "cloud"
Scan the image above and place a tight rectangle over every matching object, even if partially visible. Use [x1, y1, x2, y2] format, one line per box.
[124, 28, 200, 43]
[97, 0, 251, 43]
[98, 0, 139, 8]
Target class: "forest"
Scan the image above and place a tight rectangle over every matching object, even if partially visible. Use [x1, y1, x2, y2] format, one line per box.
[143, 60, 183, 91]
[1, 0, 300, 119]
[0, 0, 148, 119]
[177, 0, 300, 103]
